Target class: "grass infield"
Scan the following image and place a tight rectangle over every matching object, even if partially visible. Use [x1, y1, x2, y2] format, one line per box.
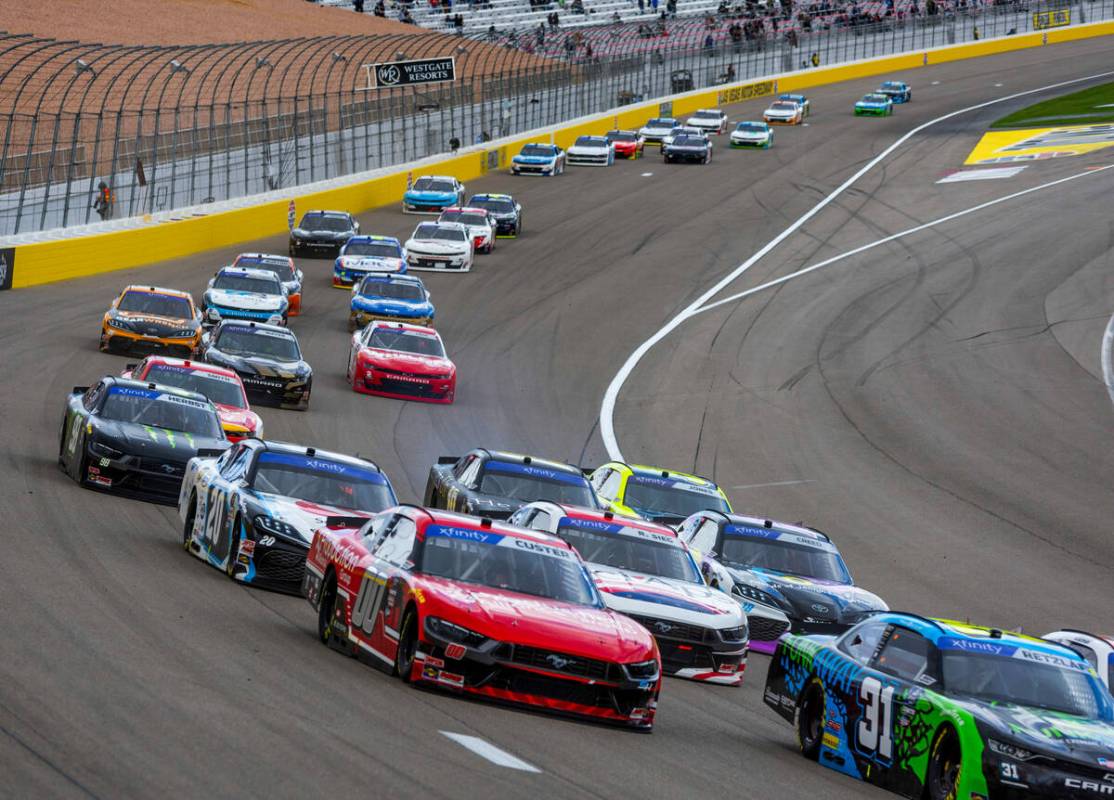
[992, 81, 1114, 128]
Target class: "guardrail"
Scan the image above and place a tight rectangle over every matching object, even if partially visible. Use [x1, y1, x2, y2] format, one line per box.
[0, 0, 1109, 237]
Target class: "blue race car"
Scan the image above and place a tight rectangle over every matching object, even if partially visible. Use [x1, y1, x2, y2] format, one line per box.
[348, 273, 435, 331]
[511, 143, 566, 176]
[333, 235, 407, 288]
[877, 80, 912, 103]
[854, 93, 894, 116]
[402, 175, 465, 214]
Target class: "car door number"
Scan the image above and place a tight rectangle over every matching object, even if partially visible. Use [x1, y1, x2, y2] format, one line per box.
[350, 573, 389, 636]
[859, 676, 894, 758]
[67, 412, 83, 455]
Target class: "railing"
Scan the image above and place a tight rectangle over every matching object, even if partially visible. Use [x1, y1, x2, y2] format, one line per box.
[0, 0, 1106, 236]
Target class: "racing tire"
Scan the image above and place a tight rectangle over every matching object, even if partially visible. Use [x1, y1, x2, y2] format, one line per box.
[182, 495, 197, 551]
[926, 726, 962, 800]
[797, 678, 826, 761]
[395, 608, 418, 682]
[317, 573, 351, 654]
[57, 416, 70, 471]
[224, 514, 240, 579]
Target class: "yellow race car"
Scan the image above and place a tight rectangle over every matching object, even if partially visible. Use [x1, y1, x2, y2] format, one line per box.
[100, 285, 202, 357]
[587, 462, 732, 527]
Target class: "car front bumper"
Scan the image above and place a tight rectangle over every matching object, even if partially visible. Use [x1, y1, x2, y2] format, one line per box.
[100, 327, 199, 357]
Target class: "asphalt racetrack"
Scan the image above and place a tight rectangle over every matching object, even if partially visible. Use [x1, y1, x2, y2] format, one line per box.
[2, 36, 1113, 799]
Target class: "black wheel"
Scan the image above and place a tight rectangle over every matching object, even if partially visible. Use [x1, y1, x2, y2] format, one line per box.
[926, 727, 962, 800]
[395, 608, 418, 682]
[182, 495, 197, 551]
[224, 514, 239, 578]
[57, 416, 70, 471]
[317, 574, 344, 646]
[797, 679, 825, 760]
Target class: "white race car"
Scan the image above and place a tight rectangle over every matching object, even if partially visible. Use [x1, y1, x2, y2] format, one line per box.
[638, 116, 678, 146]
[763, 99, 805, 125]
[404, 221, 474, 273]
[685, 108, 728, 135]
[729, 121, 773, 149]
[662, 125, 702, 147]
[202, 266, 288, 327]
[566, 135, 615, 166]
[437, 206, 496, 254]
[1043, 630, 1114, 689]
[777, 93, 811, 117]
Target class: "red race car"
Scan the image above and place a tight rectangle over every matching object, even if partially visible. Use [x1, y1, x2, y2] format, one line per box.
[121, 355, 263, 441]
[303, 507, 663, 729]
[346, 320, 456, 404]
[605, 130, 645, 159]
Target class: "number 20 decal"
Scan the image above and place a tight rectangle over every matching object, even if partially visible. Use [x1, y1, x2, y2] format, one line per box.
[858, 676, 894, 759]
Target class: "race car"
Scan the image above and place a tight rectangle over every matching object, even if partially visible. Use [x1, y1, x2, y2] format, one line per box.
[402, 175, 466, 214]
[877, 80, 911, 103]
[763, 99, 805, 125]
[201, 266, 289, 327]
[1044, 630, 1114, 689]
[303, 506, 662, 729]
[663, 134, 713, 164]
[404, 221, 473, 273]
[605, 129, 644, 159]
[200, 320, 312, 410]
[566, 135, 615, 167]
[511, 502, 749, 685]
[58, 376, 228, 504]
[289, 210, 359, 257]
[231, 253, 303, 315]
[437, 206, 497, 253]
[425, 449, 598, 519]
[777, 93, 811, 116]
[511, 143, 565, 176]
[99, 285, 202, 357]
[346, 320, 456, 404]
[333, 235, 407, 288]
[121, 356, 263, 441]
[588, 462, 732, 527]
[179, 440, 397, 594]
[685, 108, 728, 135]
[348, 274, 435, 331]
[855, 93, 894, 116]
[765, 613, 1114, 800]
[466, 193, 522, 238]
[730, 121, 774, 149]
[678, 511, 887, 652]
[637, 117, 678, 146]
[661, 125, 702, 147]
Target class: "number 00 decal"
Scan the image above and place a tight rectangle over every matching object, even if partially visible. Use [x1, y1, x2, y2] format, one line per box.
[858, 676, 894, 759]
[350, 573, 388, 635]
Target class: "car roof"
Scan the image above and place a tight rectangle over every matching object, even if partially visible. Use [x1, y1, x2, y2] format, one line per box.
[415, 174, 457, 181]
[119, 285, 192, 299]
[470, 192, 514, 200]
[414, 221, 468, 232]
[234, 253, 291, 262]
[303, 209, 351, 217]
[139, 356, 239, 379]
[627, 463, 720, 488]
[368, 319, 440, 335]
[255, 440, 384, 472]
[606, 129, 638, 135]
[693, 108, 722, 114]
[216, 319, 291, 335]
[480, 450, 584, 476]
[540, 502, 679, 536]
[215, 266, 279, 281]
[107, 375, 212, 405]
[715, 513, 832, 543]
[360, 273, 424, 285]
[346, 234, 400, 244]
[439, 206, 489, 214]
[419, 507, 573, 549]
[869, 615, 1095, 664]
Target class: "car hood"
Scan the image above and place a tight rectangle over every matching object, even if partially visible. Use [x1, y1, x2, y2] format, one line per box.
[247, 493, 374, 544]
[214, 405, 259, 429]
[857, 100, 888, 106]
[351, 297, 433, 316]
[687, 119, 721, 127]
[295, 228, 350, 238]
[639, 127, 672, 135]
[336, 255, 405, 274]
[732, 129, 769, 138]
[417, 576, 656, 663]
[405, 239, 468, 255]
[727, 566, 886, 621]
[111, 311, 193, 328]
[568, 146, 609, 155]
[205, 349, 310, 379]
[765, 108, 797, 117]
[667, 142, 707, 151]
[590, 566, 744, 627]
[513, 155, 556, 163]
[207, 289, 285, 310]
[100, 419, 226, 460]
[405, 190, 457, 201]
[965, 701, 1114, 766]
[360, 348, 453, 374]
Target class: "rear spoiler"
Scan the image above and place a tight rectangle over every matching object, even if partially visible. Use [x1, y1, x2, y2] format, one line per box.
[196, 448, 227, 459]
[325, 515, 371, 530]
[436, 456, 459, 465]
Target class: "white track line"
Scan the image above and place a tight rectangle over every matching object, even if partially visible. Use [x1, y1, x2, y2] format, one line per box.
[440, 732, 542, 773]
[695, 165, 1114, 316]
[1102, 311, 1114, 409]
[598, 70, 1114, 461]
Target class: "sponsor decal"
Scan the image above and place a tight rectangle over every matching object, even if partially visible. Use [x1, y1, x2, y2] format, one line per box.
[239, 539, 256, 556]
[364, 57, 456, 89]
[484, 460, 587, 486]
[511, 538, 573, 560]
[1064, 779, 1114, 795]
[630, 707, 649, 720]
[425, 656, 445, 669]
[90, 475, 113, 487]
[822, 732, 840, 749]
[437, 670, 464, 688]
[444, 643, 466, 661]
[965, 123, 1114, 165]
[425, 525, 502, 545]
[1033, 8, 1070, 28]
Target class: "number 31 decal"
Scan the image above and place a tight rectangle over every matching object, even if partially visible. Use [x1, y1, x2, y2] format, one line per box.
[859, 676, 894, 759]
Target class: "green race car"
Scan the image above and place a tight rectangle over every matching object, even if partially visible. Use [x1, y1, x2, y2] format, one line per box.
[855, 93, 894, 116]
[764, 612, 1114, 799]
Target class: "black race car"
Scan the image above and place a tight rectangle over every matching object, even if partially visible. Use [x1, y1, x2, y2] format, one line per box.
[58, 376, 228, 504]
[663, 134, 713, 164]
[288, 210, 359, 257]
[200, 320, 312, 410]
[466, 193, 523, 238]
[423, 448, 598, 519]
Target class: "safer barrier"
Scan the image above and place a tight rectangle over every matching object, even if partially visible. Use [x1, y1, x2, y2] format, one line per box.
[6, 19, 1113, 290]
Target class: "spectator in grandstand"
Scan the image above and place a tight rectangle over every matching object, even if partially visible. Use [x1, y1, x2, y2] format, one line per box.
[449, 136, 461, 151]
[571, 0, 585, 13]
[354, 0, 365, 11]
[454, 12, 464, 30]
[639, 0, 645, 12]
[537, 22, 546, 44]
[665, 0, 675, 16]
[400, 6, 415, 22]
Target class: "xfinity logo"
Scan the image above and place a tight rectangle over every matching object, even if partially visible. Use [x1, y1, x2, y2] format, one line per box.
[949, 639, 1005, 655]
[545, 654, 573, 670]
[305, 460, 347, 474]
[1065, 778, 1114, 794]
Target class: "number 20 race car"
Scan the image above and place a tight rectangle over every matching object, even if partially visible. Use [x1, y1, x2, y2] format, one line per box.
[304, 507, 663, 728]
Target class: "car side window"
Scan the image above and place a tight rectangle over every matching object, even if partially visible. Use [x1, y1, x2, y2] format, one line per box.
[511, 509, 535, 528]
[532, 510, 551, 531]
[839, 621, 889, 664]
[361, 512, 394, 549]
[374, 516, 418, 567]
[688, 518, 720, 556]
[872, 627, 937, 684]
[83, 381, 107, 411]
[452, 455, 476, 480]
[458, 458, 482, 489]
[598, 470, 622, 501]
[220, 446, 251, 481]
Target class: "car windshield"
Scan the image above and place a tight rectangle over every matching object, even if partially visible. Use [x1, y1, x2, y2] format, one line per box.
[941, 647, 1111, 719]
[412, 178, 455, 193]
[117, 291, 192, 318]
[736, 122, 766, 132]
[624, 476, 730, 519]
[365, 327, 445, 357]
[720, 525, 852, 583]
[478, 461, 595, 505]
[555, 518, 702, 583]
[646, 119, 674, 128]
[673, 135, 704, 147]
[101, 386, 221, 437]
[864, 94, 888, 102]
[439, 210, 488, 226]
[300, 214, 351, 232]
[414, 223, 466, 242]
[214, 327, 301, 360]
[251, 451, 395, 510]
[344, 240, 401, 258]
[575, 136, 606, 146]
[213, 274, 282, 294]
[519, 145, 553, 157]
[470, 196, 515, 213]
[693, 111, 719, 119]
[143, 364, 246, 409]
[358, 279, 425, 301]
[420, 525, 597, 605]
[882, 83, 902, 89]
[235, 257, 294, 281]
[607, 131, 636, 142]
[771, 102, 797, 111]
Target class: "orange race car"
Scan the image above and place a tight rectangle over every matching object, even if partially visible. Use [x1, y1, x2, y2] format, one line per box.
[100, 285, 202, 357]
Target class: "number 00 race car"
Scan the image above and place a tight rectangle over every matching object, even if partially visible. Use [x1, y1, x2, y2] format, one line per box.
[304, 506, 663, 728]
[764, 613, 1114, 800]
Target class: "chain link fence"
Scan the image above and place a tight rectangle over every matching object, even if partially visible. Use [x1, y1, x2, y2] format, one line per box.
[0, 0, 1107, 236]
